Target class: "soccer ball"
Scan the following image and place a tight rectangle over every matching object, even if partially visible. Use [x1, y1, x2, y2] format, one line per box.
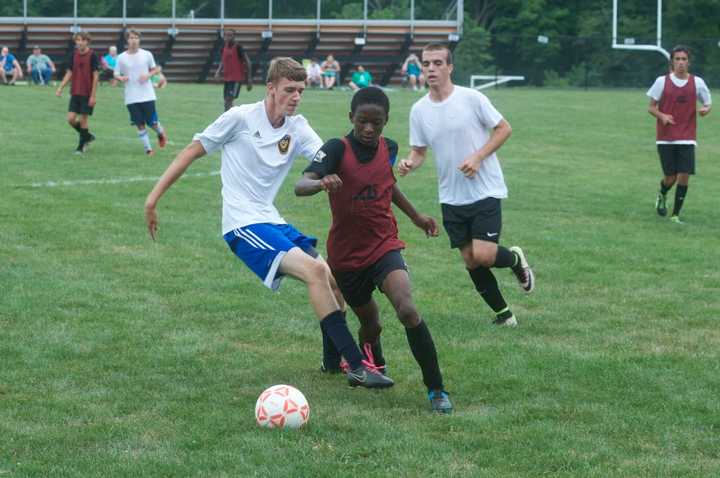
[255, 384, 310, 429]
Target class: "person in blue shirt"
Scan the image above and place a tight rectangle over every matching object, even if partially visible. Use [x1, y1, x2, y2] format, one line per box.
[101, 46, 118, 86]
[1, 46, 23, 85]
[26, 46, 56, 85]
[401, 53, 424, 91]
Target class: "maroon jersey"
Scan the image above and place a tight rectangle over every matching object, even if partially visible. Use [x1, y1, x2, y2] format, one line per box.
[327, 137, 405, 272]
[69, 48, 98, 97]
[222, 44, 247, 82]
[657, 74, 697, 141]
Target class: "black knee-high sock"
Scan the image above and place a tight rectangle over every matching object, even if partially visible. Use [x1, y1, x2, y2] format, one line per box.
[468, 266, 509, 314]
[405, 320, 443, 391]
[672, 184, 688, 216]
[660, 179, 672, 195]
[493, 246, 518, 268]
[80, 128, 91, 141]
[71, 122, 82, 133]
[320, 325, 341, 370]
[319, 310, 363, 370]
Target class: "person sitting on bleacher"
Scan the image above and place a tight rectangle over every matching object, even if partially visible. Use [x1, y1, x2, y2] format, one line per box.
[401, 53, 424, 91]
[101, 46, 118, 86]
[321, 54, 340, 90]
[306, 57, 323, 88]
[1, 46, 24, 85]
[26, 46, 56, 86]
[348, 65, 373, 91]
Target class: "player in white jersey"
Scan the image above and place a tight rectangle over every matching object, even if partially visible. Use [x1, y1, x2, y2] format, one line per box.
[114, 29, 168, 156]
[399, 43, 535, 327]
[144, 57, 393, 389]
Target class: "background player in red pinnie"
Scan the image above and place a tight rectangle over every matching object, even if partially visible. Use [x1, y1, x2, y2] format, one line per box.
[647, 45, 712, 223]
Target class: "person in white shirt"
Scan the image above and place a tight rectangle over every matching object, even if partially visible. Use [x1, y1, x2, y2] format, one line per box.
[114, 29, 167, 156]
[305, 58, 322, 88]
[647, 45, 712, 223]
[399, 43, 535, 327]
[144, 57, 393, 389]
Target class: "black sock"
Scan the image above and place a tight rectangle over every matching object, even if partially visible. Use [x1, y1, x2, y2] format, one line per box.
[493, 246, 518, 268]
[468, 266, 509, 313]
[659, 179, 672, 195]
[71, 122, 82, 133]
[405, 320, 443, 391]
[319, 310, 363, 370]
[320, 324, 341, 370]
[80, 128, 91, 142]
[672, 184, 688, 216]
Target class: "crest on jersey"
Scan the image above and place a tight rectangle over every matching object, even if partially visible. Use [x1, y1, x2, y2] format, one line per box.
[278, 135, 291, 154]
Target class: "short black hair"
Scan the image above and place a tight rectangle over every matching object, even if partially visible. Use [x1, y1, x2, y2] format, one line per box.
[671, 45, 690, 60]
[350, 86, 390, 115]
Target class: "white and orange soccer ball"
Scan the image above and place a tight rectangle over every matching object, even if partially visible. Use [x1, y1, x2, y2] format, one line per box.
[255, 384, 310, 429]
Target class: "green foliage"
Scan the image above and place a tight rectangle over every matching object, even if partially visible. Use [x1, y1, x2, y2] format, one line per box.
[452, 20, 493, 86]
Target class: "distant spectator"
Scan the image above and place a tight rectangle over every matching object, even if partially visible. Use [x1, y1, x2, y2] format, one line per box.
[321, 54, 340, 90]
[1, 46, 23, 85]
[306, 57, 322, 88]
[215, 29, 252, 111]
[349, 65, 372, 91]
[26, 46, 56, 85]
[101, 46, 118, 86]
[401, 53, 424, 91]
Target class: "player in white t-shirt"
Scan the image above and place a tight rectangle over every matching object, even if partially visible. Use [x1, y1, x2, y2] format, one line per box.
[399, 43, 535, 327]
[144, 57, 393, 390]
[114, 29, 168, 156]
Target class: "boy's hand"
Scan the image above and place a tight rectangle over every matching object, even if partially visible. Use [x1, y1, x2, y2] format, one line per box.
[413, 214, 439, 237]
[319, 174, 343, 194]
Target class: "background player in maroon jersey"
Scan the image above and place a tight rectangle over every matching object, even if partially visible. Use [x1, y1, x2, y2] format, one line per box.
[215, 30, 252, 111]
[295, 87, 452, 413]
[56, 31, 99, 154]
[647, 45, 712, 223]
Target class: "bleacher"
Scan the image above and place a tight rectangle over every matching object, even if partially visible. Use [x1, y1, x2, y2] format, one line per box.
[0, 17, 458, 86]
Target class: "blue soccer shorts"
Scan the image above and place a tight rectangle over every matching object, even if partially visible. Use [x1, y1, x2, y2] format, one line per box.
[223, 223, 317, 291]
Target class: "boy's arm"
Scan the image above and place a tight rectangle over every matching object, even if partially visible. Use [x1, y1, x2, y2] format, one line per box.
[397, 146, 427, 176]
[145, 141, 207, 240]
[243, 51, 253, 90]
[214, 60, 223, 78]
[295, 171, 343, 196]
[56, 70, 72, 95]
[458, 119, 512, 178]
[648, 99, 675, 124]
[391, 184, 438, 237]
[89, 70, 99, 106]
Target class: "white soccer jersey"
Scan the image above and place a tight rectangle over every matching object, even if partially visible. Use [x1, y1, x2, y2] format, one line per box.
[646, 73, 712, 145]
[114, 48, 157, 105]
[193, 101, 323, 234]
[410, 85, 508, 206]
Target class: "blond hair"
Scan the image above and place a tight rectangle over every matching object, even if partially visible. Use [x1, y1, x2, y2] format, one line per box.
[422, 43, 453, 65]
[266, 57, 306, 84]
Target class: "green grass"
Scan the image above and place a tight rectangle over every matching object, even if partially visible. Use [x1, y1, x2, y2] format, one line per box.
[2, 83, 719, 477]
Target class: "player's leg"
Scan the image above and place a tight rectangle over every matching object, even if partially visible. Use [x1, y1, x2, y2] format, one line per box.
[146, 102, 167, 149]
[656, 145, 677, 216]
[670, 146, 694, 222]
[380, 265, 451, 413]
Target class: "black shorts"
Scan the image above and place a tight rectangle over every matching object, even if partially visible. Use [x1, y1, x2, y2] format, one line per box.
[127, 101, 158, 127]
[657, 144, 695, 175]
[332, 250, 407, 308]
[441, 197, 502, 248]
[224, 81, 241, 100]
[68, 95, 94, 115]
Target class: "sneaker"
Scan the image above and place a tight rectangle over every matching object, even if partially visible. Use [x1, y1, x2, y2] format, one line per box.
[493, 314, 518, 327]
[655, 193, 668, 216]
[158, 132, 168, 148]
[74, 144, 84, 155]
[146, 149, 155, 156]
[428, 390, 453, 414]
[362, 342, 387, 375]
[509, 246, 535, 293]
[670, 215, 684, 224]
[347, 361, 394, 389]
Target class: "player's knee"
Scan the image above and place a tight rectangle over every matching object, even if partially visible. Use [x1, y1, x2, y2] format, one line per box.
[396, 302, 420, 328]
[305, 259, 330, 285]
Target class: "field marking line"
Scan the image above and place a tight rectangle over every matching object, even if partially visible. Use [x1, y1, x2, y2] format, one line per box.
[30, 170, 220, 188]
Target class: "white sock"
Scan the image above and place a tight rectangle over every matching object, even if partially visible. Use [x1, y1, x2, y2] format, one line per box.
[152, 123, 165, 137]
[138, 129, 152, 151]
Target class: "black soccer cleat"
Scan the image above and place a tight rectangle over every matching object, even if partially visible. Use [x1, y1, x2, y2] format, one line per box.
[428, 390, 453, 414]
[509, 246, 535, 293]
[347, 362, 394, 389]
[655, 193, 668, 217]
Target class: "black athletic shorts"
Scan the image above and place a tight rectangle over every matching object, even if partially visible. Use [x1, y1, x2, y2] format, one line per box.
[224, 81, 241, 100]
[657, 144, 695, 175]
[68, 95, 94, 115]
[441, 197, 502, 248]
[127, 101, 158, 126]
[332, 250, 407, 308]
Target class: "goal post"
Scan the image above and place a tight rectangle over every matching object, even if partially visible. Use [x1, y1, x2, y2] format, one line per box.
[611, 0, 669, 60]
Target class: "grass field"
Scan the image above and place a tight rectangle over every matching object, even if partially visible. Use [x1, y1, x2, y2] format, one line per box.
[2, 83, 720, 477]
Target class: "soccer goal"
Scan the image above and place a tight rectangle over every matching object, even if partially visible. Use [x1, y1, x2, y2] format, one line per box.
[470, 75, 525, 90]
[611, 0, 669, 59]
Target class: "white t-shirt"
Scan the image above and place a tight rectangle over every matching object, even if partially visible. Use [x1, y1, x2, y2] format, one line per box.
[306, 63, 322, 79]
[193, 101, 323, 234]
[114, 49, 157, 105]
[646, 73, 712, 145]
[410, 85, 508, 206]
